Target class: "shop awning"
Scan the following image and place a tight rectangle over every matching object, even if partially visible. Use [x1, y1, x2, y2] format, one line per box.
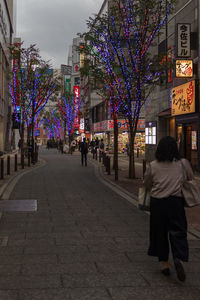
[158, 108, 171, 117]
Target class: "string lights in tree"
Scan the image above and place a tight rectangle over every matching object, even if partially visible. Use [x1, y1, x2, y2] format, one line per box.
[58, 94, 83, 140]
[82, 0, 174, 178]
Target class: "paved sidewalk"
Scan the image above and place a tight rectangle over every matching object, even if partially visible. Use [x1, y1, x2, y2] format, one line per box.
[89, 152, 200, 235]
[0, 149, 199, 299]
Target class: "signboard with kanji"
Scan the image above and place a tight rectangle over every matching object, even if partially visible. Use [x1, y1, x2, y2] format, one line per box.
[176, 60, 193, 77]
[177, 24, 191, 58]
[171, 81, 195, 116]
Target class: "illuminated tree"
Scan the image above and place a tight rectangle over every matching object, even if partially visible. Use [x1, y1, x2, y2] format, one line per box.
[58, 94, 83, 146]
[9, 43, 59, 163]
[80, 0, 175, 178]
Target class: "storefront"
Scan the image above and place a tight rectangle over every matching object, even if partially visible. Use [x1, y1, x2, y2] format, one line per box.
[93, 119, 145, 154]
[171, 80, 200, 171]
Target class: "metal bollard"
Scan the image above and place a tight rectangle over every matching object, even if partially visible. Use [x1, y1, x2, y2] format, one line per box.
[137, 147, 139, 158]
[107, 156, 111, 175]
[143, 159, 146, 179]
[95, 149, 97, 160]
[35, 150, 38, 163]
[28, 152, 31, 167]
[7, 156, 10, 175]
[103, 153, 106, 166]
[105, 156, 108, 172]
[21, 154, 24, 169]
[99, 151, 101, 162]
[15, 154, 18, 172]
[1, 158, 4, 179]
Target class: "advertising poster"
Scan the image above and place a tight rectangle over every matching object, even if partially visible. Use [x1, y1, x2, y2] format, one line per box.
[192, 131, 197, 150]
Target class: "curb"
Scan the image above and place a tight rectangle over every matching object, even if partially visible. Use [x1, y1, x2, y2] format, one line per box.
[0, 158, 46, 200]
[90, 158, 200, 240]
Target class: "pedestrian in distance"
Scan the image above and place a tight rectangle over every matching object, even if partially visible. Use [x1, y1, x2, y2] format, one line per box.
[70, 140, 76, 155]
[144, 136, 194, 282]
[80, 138, 88, 166]
[59, 139, 63, 154]
[100, 139, 105, 152]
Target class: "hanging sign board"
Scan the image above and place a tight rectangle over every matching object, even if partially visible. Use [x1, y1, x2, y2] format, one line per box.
[171, 81, 195, 116]
[177, 24, 191, 58]
[176, 60, 193, 77]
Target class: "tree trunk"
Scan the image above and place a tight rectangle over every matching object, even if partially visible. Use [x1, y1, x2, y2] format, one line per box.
[64, 119, 67, 144]
[113, 113, 118, 181]
[128, 122, 136, 179]
[20, 121, 25, 166]
[31, 110, 35, 164]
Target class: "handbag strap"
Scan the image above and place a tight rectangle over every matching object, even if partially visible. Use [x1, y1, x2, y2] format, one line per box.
[180, 159, 188, 181]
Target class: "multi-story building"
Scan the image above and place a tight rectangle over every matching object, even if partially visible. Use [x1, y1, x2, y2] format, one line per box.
[145, 0, 200, 172]
[0, 0, 15, 152]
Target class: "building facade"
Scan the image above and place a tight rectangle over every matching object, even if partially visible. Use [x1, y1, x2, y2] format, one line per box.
[145, 0, 200, 172]
[0, 0, 14, 152]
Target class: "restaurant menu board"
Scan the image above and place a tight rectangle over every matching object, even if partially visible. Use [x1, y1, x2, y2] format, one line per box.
[145, 122, 157, 145]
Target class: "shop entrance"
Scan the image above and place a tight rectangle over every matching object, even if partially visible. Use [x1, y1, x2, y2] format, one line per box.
[177, 124, 192, 162]
[185, 126, 192, 161]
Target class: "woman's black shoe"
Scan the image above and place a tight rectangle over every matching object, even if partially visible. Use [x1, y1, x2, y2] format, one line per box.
[161, 268, 170, 276]
[174, 258, 186, 282]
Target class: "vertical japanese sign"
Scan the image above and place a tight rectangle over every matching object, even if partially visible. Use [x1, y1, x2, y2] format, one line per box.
[177, 24, 191, 58]
[171, 81, 195, 116]
[79, 118, 85, 133]
[65, 78, 70, 93]
[73, 86, 80, 128]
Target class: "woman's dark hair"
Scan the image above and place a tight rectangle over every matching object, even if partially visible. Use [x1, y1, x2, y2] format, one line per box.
[155, 136, 180, 162]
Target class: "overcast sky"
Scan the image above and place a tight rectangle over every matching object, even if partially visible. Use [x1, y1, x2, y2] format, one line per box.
[16, 0, 103, 69]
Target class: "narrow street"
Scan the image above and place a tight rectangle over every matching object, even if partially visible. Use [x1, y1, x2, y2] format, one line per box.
[0, 149, 199, 299]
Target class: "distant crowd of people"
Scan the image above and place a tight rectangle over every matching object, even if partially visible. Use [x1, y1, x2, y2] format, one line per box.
[45, 137, 106, 167]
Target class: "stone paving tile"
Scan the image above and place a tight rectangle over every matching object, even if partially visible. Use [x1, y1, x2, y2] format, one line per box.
[25, 232, 82, 239]
[0, 254, 57, 264]
[0, 222, 27, 229]
[188, 240, 200, 248]
[19, 288, 111, 300]
[24, 224, 54, 232]
[88, 242, 148, 252]
[55, 237, 88, 245]
[8, 238, 55, 246]
[180, 262, 200, 273]
[22, 262, 97, 275]
[108, 287, 200, 300]
[0, 290, 18, 300]
[24, 245, 89, 255]
[62, 272, 148, 288]
[141, 271, 200, 287]
[96, 261, 158, 273]
[126, 251, 158, 262]
[0, 275, 61, 289]
[0, 246, 24, 255]
[58, 252, 96, 263]
[5, 233, 26, 239]
[81, 230, 140, 238]
[0, 264, 21, 275]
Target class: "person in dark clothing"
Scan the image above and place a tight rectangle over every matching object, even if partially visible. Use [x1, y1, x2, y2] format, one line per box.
[80, 138, 88, 166]
[59, 139, 63, 154]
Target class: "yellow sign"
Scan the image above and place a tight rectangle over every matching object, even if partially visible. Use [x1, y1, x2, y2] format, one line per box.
[171, 81, 195, 116]
[176, 60, 193, 77]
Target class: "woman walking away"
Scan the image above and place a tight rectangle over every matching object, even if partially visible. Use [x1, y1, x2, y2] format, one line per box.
[144, 136, 194, 282]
